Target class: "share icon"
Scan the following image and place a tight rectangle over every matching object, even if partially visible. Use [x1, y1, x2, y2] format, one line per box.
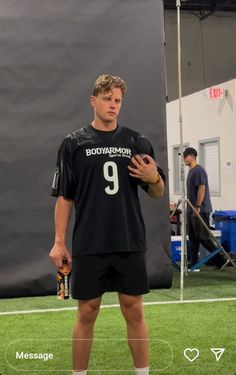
[210, 348, 225, 362]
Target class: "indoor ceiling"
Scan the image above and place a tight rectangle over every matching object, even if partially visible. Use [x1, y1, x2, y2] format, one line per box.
[164, 0, 236, 13]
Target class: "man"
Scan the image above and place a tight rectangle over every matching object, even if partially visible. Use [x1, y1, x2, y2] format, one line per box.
[49, 74, 165, 375]
[183, 147, 228, 270]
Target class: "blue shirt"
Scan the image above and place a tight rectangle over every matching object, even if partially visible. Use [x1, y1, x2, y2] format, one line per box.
[186, 164, 212, 213]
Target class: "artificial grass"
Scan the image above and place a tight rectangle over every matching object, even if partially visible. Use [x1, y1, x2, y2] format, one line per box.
[1, 301, 236, 375]
[0, 266, 235, 313]
[1, 266, 235, 374]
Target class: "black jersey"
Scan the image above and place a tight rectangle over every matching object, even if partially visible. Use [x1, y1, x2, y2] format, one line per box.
[51, 124, 158, 256]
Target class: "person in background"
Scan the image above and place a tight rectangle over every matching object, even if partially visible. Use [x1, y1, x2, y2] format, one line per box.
[183, 147, 229, 271]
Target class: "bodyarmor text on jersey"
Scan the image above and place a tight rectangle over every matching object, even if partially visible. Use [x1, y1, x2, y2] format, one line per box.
[85, 147, 132, 158]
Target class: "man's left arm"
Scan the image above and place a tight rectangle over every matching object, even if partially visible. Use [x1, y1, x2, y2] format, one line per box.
[127, 154, 165, 199]
[195, 184, 206, 213]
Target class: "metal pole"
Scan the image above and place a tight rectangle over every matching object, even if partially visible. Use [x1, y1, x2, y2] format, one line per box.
[176, 0, 187, 301]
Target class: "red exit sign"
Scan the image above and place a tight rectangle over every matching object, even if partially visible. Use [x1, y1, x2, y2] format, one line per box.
[207, 87, 224, 100]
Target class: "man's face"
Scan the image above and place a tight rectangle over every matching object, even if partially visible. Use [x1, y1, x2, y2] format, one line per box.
[90, 88, 123, 124]
[184, 154, 195, 166]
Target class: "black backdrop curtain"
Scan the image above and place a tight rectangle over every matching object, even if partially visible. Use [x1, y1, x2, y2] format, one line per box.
[0, 0, 172, 298]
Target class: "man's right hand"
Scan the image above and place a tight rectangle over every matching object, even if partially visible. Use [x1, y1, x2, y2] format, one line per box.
[49, 242, 72, 268]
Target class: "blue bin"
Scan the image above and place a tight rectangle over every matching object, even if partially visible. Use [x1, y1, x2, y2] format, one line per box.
[171, 236, 189, 261]
[213, 210, 236, 252]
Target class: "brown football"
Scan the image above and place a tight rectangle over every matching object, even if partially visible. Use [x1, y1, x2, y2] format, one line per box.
[129, 154, 149, 168]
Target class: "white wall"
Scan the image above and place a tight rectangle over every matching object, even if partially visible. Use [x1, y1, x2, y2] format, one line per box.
[167, 79, 236, 210]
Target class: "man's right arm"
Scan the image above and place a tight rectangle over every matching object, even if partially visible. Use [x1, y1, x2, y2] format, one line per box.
[49, 196, 73, 268]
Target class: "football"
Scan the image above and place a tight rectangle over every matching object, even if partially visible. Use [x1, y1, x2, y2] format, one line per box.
[129, 154, 150, 168]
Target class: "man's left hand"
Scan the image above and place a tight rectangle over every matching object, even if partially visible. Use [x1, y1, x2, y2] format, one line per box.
[193, 206, 201, 216]
[128, 154, 159, 183]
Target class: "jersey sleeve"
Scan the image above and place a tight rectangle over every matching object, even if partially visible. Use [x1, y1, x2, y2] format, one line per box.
[136, 135, 166, 190]
[195, 167, 208, 187]
[51, 136, 76, 200]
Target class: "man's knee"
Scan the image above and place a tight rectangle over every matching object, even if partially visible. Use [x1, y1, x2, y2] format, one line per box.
[120, 297, 144, 325]
[78, 299, 101, 325]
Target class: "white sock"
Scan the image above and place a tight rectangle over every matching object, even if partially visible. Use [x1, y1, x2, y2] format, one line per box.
[135, 367, 149, 375]
[72, 371, 87, 375]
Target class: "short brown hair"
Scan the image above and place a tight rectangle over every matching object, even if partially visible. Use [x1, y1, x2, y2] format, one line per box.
[92, 74, 127, 97]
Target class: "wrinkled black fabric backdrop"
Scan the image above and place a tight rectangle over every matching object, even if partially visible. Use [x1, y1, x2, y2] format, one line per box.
[0, 0, 172, 298]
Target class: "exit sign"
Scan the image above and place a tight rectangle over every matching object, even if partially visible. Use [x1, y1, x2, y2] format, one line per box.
[207, 87, 224, 100]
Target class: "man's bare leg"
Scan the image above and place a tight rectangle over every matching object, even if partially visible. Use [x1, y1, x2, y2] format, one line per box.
[118, 293, 149, 371]
[72, 297, 101, 371]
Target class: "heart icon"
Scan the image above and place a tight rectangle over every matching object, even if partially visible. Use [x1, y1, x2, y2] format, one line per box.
[184, 348, 200, 362]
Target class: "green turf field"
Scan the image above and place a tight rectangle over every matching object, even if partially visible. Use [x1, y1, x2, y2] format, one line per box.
[0, 267, 236, 375]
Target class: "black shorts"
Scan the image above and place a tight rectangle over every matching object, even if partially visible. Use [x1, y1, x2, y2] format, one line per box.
[72, 252, 149, 300]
